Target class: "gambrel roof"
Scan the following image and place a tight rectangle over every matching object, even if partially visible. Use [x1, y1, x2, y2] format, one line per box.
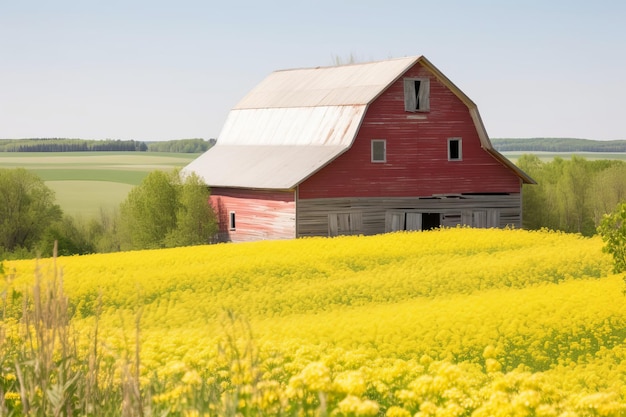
[183, 56, 534, 188]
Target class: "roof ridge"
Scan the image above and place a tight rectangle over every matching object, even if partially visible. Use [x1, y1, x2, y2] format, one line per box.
[272, 55, 421, 73]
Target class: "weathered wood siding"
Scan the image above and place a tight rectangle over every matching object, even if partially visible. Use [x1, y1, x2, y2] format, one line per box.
[299, 61, 522, 199]
[296, 193, 522, 237]
[210, 188, 296, 243]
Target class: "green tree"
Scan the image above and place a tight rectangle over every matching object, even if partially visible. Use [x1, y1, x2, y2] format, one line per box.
[597, 202, 626, 273]
[119, 170, 178, 250]
[590, 164, 626, 226]
[165, 172, 217, 247]
[38, 215, 97, 256]
[119, 170, 216, 250]
[0, 168, 62, 253]
[517, 154, 547, 229]
[559, 156, 594, 235]
[516, 156, 626, 236]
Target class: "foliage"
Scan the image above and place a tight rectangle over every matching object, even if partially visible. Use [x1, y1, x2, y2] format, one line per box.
[0, 138, 147, 152]
[1, 253, 142, 416]
[147, 138, 215, 153]
[37, 215, 98, 257]
[3, 229, 626, 415]
[119, 170, 178, 250]
[517, 155, 626, 235]
[119, 169, 217, 250]
[0, 168, 62, 254]
[165, 172, 219, 247]
[598, 202, 626, 273]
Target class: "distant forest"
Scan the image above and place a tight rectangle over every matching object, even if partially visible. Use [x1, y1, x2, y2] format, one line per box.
[0, 138, 215, 153]
[492, 138, 626, 152]
[146, 138, 215, 153]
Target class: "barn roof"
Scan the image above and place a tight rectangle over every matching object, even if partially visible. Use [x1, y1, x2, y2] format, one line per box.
[233, 56, 417, 110]
[184, 56, 534, 188]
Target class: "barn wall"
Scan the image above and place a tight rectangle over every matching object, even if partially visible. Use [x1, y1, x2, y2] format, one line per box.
[299, 61, 522, 200]
[296, 193, 522, 237]
[210, 187, 296, 243]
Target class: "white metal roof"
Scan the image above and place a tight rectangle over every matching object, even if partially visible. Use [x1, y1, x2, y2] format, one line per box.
[183, 145, 347, 189]
[235, 56, 418, 109]
[217, 105, 366, 147]
[184, 56, 416, 188]
[184, 57, 420, 189]
[184, 105, 365, 188]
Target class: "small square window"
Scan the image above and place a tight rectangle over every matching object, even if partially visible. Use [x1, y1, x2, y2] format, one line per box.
[404, 78, 430, 112]
[448, 138, 462, 161]
[229, 211, 236, 230]
[371, 140, 386, 163]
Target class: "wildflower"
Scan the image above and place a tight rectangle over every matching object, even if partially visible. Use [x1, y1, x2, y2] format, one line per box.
[337, 395, 379, 416]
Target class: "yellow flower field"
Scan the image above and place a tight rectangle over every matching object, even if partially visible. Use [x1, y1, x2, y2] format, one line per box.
[2, 228, 626, 416]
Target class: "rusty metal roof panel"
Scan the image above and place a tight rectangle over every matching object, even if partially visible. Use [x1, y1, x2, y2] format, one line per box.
[235, 56, 419, 109]
[182, 145, 348, 189]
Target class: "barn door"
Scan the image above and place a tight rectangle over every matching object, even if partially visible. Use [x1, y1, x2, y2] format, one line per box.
[462, 209, 500, 228]
[405, 213, 422, 231]
[487, 209, 500, 227]
[385, 211, 423, 232]
[329, 212, 363, 236]
[386, 211, 405, 232]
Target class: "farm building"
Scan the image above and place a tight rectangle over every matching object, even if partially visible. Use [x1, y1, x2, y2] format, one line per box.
[183, 55, 535, 243]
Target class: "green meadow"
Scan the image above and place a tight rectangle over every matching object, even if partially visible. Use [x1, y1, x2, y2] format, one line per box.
[0, 152, 199, 217]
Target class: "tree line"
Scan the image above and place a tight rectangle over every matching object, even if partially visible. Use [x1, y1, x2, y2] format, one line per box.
[0, 168, 217, 259]
[492, 138, 626, 152]
[0, 138, 148, 152]
[0, 138, 216, 153]
[146, 138, 215, 153]
[517, 155, 626, 236]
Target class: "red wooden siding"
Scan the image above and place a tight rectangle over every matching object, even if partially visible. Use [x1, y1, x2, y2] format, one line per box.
[299, 62, 521, 200]
[210, 188, 296, 242]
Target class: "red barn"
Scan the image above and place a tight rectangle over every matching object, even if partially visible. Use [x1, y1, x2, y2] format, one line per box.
[184, 56, 534, 242]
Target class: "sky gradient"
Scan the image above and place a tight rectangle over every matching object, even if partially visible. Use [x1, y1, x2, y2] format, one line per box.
[1, 0, 625, 141]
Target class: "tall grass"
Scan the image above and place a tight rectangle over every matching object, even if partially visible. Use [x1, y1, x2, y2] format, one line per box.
[1, 246, 294, 416]
[0, 243, 143, 416]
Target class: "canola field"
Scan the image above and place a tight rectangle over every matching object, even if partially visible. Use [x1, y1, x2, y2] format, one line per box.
[2, 228, 626, 416]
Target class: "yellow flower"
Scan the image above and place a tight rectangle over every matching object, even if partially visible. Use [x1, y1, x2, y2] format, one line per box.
[337, 395, 379, 416]
[385, 406, 411, 417]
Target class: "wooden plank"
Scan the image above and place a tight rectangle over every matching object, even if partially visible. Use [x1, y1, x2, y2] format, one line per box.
[211, 188, 296, 243]
[297, 194, 522, 237]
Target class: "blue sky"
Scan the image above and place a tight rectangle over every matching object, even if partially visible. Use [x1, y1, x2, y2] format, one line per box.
[1, 0, 625, 141]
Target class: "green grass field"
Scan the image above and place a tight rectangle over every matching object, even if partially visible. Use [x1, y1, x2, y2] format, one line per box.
[0, 152, 199, 217]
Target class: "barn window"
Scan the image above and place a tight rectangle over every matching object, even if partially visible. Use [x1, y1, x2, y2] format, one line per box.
[371, 140, 386, 163]
[229, 211, 236, 231]
[404, 78, 430, 112]
[448, 138, 462, 160]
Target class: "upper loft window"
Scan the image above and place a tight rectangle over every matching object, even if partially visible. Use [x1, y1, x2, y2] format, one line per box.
[404, 78, 430, 112]
[448, 138, 462, 161]
[371, 139, 386, 163]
